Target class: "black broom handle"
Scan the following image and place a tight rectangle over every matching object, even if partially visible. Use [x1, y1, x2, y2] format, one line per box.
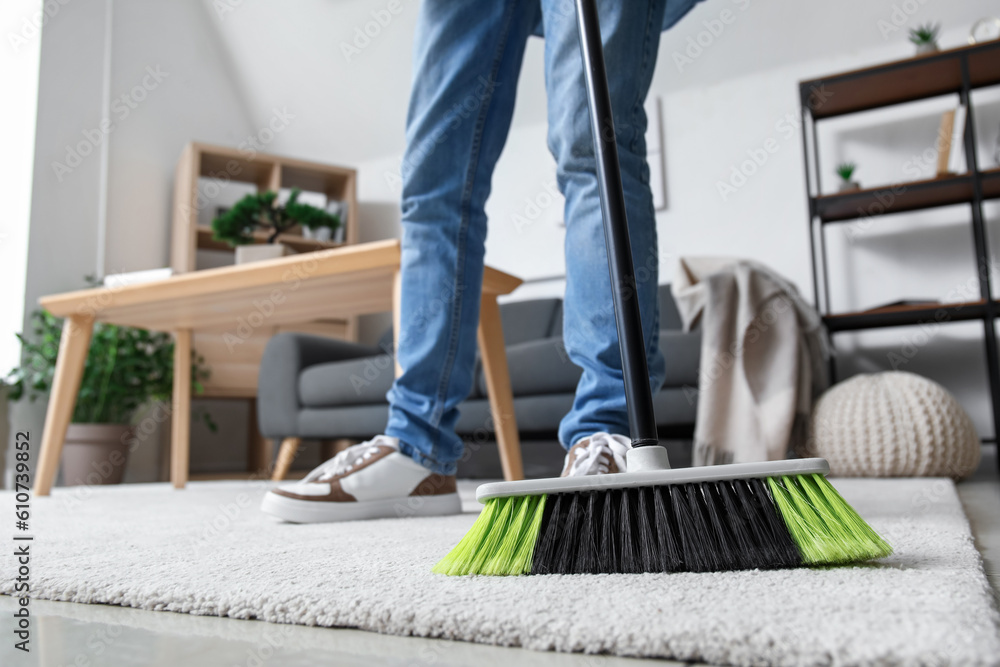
[574, 0, 659, 448]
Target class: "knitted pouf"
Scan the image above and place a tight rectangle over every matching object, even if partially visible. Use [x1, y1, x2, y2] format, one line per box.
[802, 371, 980, 479]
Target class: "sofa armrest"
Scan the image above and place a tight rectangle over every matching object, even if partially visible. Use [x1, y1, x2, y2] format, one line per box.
[257, 333, 382, 437]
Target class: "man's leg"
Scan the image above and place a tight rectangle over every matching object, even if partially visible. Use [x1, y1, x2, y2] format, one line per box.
[385, 0, 540, 475]
[542, 0, 668, 449]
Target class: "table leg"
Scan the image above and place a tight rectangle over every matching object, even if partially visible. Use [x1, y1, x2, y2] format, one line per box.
[477, 295, 524, 481]
[272, 437, 301, 481]
[34, 315, 95, 496]
[170, 329, 192, 489]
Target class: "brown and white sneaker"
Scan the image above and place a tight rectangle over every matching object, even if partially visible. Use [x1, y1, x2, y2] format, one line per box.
[561, 432, 631, 477]
[261, 435, 461, 523]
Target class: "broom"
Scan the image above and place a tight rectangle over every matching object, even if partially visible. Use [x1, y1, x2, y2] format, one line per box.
[434, 0, 892, 576]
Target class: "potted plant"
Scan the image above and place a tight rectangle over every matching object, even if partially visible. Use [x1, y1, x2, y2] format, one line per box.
[211, 188, 341, 263]
[836, 162, 860, 192]
[909, 22, 941, 55]
[6, 309, 213, 486]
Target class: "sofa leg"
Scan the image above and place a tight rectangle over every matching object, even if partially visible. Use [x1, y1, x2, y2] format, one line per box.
[321, 438, 355, 461]
[272, 437, 302, 481]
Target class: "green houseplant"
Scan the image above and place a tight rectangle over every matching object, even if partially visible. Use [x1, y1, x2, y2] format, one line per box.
[909, 22, 940, 55]
[6, 308, 213, 486]
[211, 188, 341, 263]
[836, 162, 860, 192]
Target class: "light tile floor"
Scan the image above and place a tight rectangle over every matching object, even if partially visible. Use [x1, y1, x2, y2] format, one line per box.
[1, 448, 998, 667]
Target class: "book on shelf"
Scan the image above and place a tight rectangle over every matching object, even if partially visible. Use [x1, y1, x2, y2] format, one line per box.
[935, 105, 968, 177]
[935, 110, 955, 176]
[948, 104, 967, 175]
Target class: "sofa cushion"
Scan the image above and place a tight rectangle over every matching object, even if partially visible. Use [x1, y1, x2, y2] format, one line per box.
[474, 329, 701, 397]
[477, 337, 582, 398]
[476, 331, 701, 397]
[299, 353, 487, 408]
[298, 354, 396, 407]
[497, 297, 562, 346]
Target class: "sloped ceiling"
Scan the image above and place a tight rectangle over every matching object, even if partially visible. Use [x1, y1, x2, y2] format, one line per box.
[201, 0, 994, 165]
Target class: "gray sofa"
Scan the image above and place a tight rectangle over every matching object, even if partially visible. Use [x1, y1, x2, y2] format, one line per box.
[257, 284, 699, 446]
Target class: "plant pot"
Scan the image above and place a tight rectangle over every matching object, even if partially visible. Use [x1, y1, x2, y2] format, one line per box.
[915, 42, 939, 55]
[838, 181, 861, 192]
[302, 227, 333, 242]
[61, 423, 133, 486]
[234, 243, 292, 264]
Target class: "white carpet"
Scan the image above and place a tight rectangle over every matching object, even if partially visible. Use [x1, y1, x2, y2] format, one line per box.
[2, 477, 999, 666]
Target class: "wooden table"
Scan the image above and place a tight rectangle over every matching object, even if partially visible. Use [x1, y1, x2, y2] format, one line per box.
[34, 239, 524, 495]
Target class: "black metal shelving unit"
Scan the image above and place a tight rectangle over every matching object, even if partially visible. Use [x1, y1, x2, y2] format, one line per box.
[799, 39, 1000, 457]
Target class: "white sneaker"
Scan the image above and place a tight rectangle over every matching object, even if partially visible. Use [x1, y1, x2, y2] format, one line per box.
[261, 435, 461, 523]
[560, 432, 631, 477]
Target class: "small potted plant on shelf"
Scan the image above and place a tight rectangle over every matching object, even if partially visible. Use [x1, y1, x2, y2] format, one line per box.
[5, 308, 214, 486]
[909, 22, 941, 55]
[836, 162, 860, 192]
[211, 188, 342, 264]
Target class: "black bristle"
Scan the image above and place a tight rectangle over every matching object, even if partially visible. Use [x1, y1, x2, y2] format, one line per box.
[717, 480, 766, 569]
[635, 488, 659, 572]
[573, 493, 600, 574]
[703, 482, 741, 570]
[652, 488, 684, 572]
[619, 489, 641, 573]
[598, 489, 619, 573]
[530, 475, 804, 575]
[553, 494, 583, 574]
[531, 493, 564, 574]
[687, 483, 726, 572]
[670, 485, 707, 572]
[745, 478, 802, 569]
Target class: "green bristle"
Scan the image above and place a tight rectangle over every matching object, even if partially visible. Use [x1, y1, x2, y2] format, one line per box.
[433, 495, 548, 576]
[483, 495, 547, 575]
[467, 495, 518, 574]
[806, 474, 893, 562]
[768, 474, 892, 566]
[432, 497, 503, 576]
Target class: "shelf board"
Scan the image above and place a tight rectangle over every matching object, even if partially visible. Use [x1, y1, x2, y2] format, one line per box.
[195, 226, 344, 253]
[815, 168, 1000, 223]
[800, 39, 1000, 119]
[824, 300, 987, 332]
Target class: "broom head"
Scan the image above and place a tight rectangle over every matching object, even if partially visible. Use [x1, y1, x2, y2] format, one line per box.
[433, 457, 892, 576]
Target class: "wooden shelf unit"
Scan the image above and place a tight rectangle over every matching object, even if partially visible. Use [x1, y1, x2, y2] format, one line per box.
[799, 38, 1000, 449]
[171, 142, 359, 272]
[170, 142, 361, 436]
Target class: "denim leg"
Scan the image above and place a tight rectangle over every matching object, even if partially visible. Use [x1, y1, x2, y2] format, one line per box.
[541, 0, 669, 448]
[385, 0, 540, 475]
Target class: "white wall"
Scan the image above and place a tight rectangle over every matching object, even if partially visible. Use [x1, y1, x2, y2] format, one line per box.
[102, 0, 258, 274]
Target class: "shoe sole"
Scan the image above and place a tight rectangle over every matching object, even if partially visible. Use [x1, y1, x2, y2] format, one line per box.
[260, 490, 462, 523]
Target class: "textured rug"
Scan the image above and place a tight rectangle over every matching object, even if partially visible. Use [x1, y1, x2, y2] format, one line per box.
[2, 477, 998, 666]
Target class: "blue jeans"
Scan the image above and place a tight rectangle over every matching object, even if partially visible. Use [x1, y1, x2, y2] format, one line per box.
[386, 0, 669, 475]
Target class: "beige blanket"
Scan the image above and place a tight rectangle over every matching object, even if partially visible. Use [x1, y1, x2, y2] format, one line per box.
[672, 258, 829, 465]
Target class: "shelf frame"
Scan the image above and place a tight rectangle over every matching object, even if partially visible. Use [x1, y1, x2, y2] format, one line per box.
[799, 40, 1000, 451]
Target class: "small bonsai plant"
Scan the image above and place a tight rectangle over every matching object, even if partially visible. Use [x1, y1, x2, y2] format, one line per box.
[211, 188, 341, 247]
[836, 162, 860, 192]
[909, 22, 940, 54]
[6, 308, 214, 429]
